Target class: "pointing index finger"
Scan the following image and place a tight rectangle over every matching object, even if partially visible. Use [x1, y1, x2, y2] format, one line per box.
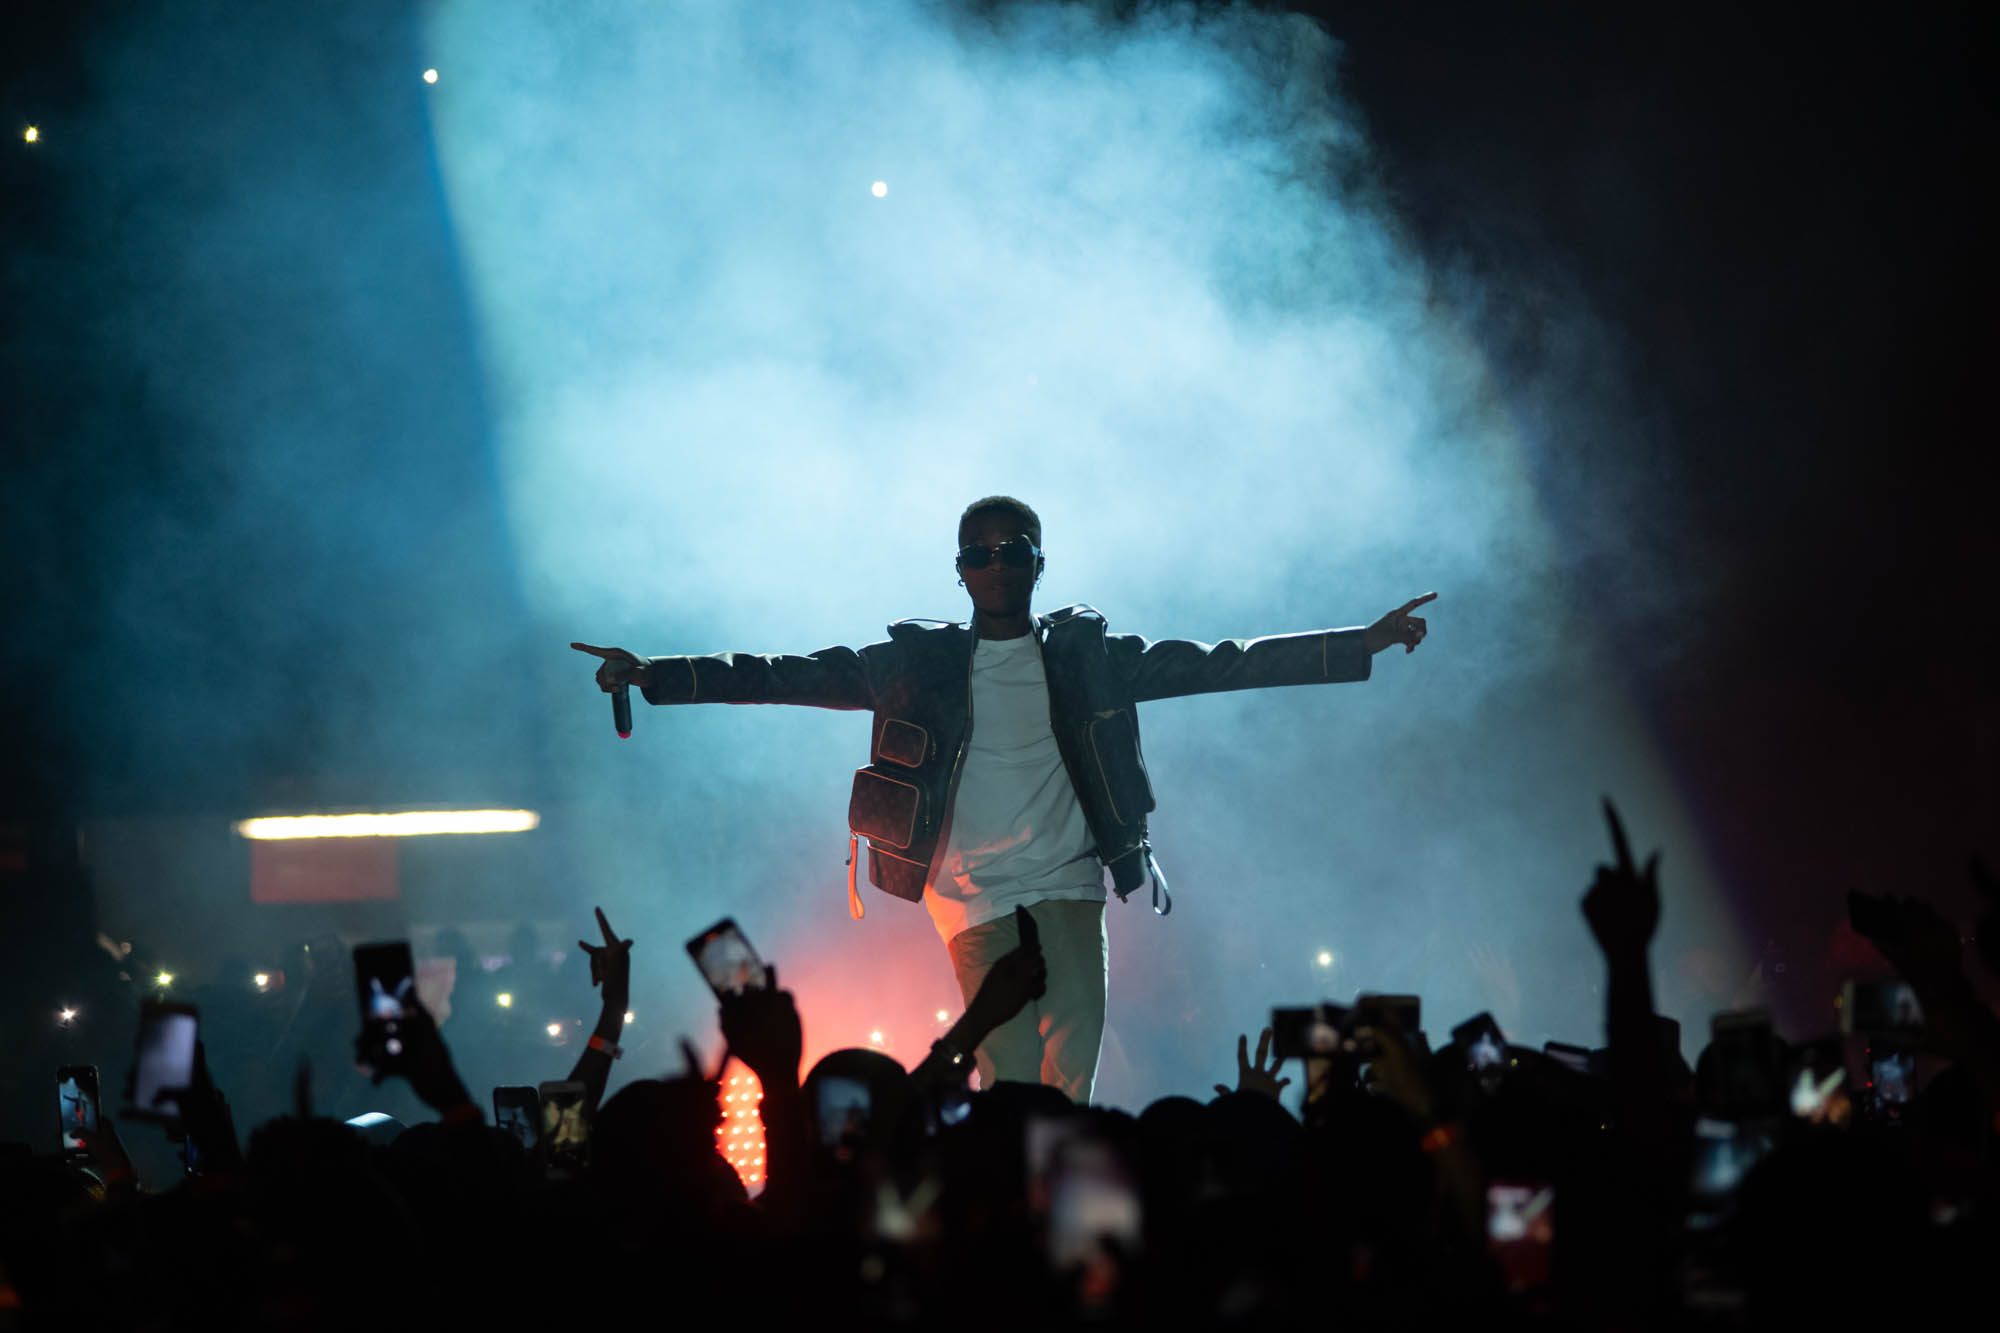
[1399, 592, 1439, 614]
[570, 642, 615, 659]
[1603, 797, 1635, 874]
[594, 906, 616, 944]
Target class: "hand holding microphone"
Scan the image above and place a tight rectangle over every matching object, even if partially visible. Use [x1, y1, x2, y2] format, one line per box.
[570, 643, 653, 739]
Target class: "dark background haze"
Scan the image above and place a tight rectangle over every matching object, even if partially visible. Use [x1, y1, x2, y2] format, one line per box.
[2, 1, 1988, 1128]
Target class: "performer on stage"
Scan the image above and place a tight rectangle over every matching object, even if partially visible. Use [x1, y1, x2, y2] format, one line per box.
[574, 495, 1434, 1102]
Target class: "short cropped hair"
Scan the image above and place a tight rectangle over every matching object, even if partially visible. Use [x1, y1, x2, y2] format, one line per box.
[957, 495, 1042, 546]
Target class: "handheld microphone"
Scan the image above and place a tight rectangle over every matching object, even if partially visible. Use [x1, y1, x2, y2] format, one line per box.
[612, 685, 632, 739]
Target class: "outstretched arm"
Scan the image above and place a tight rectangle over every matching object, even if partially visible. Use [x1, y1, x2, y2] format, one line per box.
[572, 641, 881, 710]
[1106, 593, 1435, 703]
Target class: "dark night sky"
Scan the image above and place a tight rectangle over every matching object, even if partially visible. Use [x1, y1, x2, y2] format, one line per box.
[2, 1, 1991, 1012]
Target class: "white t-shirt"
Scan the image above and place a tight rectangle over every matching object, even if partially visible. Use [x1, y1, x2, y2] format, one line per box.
[923, 632, 1106, 943]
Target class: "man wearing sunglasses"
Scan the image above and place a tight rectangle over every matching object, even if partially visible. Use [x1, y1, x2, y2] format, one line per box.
[574, 495, 1434, 1102]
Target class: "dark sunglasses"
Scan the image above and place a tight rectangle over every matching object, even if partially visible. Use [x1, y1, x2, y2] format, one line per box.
[955, 535, 1041, 570]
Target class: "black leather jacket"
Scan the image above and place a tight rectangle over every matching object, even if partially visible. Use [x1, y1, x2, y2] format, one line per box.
[639, 605, 1372, 914]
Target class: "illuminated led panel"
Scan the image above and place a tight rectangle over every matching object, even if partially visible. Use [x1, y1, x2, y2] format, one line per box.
[715, 1063, 766, 1193]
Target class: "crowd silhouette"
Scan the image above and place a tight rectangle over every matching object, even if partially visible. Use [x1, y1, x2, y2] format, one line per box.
[1, 799, 1992, 1329]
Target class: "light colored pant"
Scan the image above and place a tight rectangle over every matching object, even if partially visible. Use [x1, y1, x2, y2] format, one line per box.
[946, 898, 1107, 1103]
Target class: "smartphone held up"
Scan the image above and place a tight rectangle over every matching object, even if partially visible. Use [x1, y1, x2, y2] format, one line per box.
[353, 941, 418, 1070]
[58, 1065, 100, 1158]
[686, 918, 769, 997]
[127, 1001, 199, 1125]
[540, 1080, 590, 1176]
[493, 1085, 541, 1154]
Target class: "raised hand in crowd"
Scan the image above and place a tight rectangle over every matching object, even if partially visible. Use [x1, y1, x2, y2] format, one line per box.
[567, 906, 634, 1112]
[1578, 799, 1682, 1322]
[717, 967, 803, 1089]
[717, 967, 808, 1229]
[1352, 1007, 1433, 1122]
[74, 1112, 138, 1196]
[1849, 883, 2000, 1114]
[1354, 1011, 1484, 1242]
[1582, 798, 1673, 1109]
[1848, 888, 1963, 988]
[356, 999, 477, 1124]
[577, 906, 633, 1013]
[1214, 1027, 1291, 1100]
[914, 905, 1047, 1093]
[964, 918, 1048, 1039]
[179, 1042, 244, 1176]
[1582, 797, 1659, 961]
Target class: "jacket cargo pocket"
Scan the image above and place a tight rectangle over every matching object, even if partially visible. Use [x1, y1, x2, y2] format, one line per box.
[876, 717, 929, 768]
[849, 767, 922, 850]
[867, 844, 927, 902]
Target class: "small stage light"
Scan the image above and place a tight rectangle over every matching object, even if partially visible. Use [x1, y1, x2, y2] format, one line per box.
[936, 1009, 949, 1022]
[155, 971, 174, 987]
[496, 992, 513, 1007]
[57, 1007, 77, 1025]
[253, 972, 271, 990]
[624, 1010, 635, 1024]
[422, 68, 439, 84]
[1316, 951, 1332, 967]
[24, 127, 40, 144]
[545, 1022, 562, 1038]
[868, 1029, 885, 1046]
[871, 180, 887, 197]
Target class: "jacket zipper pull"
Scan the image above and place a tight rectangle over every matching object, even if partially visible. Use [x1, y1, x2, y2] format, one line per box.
[846, 833, 865, 920]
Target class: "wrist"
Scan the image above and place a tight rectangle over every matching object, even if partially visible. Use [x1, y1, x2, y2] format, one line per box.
[1600, 940, 1652, 966]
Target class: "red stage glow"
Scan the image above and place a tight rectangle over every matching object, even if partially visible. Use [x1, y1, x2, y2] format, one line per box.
[250, 836, 397, 903]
